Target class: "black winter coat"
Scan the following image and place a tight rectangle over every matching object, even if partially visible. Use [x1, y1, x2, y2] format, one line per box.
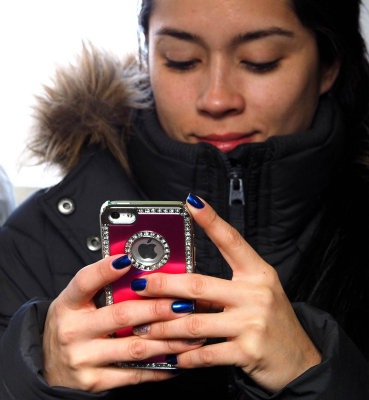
[0, 50, 368, 399]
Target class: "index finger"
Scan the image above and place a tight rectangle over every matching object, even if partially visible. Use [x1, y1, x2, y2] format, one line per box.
[61, 254, 131, 309]
[186, 194, 267, 275]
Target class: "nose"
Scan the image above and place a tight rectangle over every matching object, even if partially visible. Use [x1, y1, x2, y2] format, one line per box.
[196, 61, 245, 119]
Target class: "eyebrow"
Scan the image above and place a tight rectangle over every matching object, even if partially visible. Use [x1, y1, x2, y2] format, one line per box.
[232, 27, 294, 46]
[155, 27, 295, 47]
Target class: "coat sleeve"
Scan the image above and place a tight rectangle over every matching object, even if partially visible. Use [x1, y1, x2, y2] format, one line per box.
[232, 302, 369, 399]
[0, 200, 108, 400]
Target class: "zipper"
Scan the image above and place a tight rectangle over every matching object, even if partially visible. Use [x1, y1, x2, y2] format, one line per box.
[228, 166, 245, 238]
[220, 154, 247, 396]
[229, 167, 245, 207]
[220, 154, 246, 238]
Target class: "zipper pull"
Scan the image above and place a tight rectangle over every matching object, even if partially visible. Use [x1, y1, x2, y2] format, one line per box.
[229, 176, 245, 206]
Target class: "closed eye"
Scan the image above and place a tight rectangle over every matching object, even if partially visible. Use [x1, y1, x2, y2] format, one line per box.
[164, 58, 200, 71]
[241, 59, 281, 73]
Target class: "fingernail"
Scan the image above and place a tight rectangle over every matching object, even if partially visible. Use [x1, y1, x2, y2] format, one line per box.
[131, 278, 147, 291]
[132, 324, 150, 335]
[186, 338, 206, 345]
[165, 354, 178, 365]
[112, 255, 131, 269]
[171, 300, 194, 313]
[187, 193, 205, 209]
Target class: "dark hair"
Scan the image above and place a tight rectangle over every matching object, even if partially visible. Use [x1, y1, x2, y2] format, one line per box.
[138, 0, 369, 357]
[137, 0, 154, 64]
[290, 0, 369, 168]
[138, 0, 153, 38]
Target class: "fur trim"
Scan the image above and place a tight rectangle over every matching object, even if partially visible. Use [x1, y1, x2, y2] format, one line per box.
[28, 44, 151, 175]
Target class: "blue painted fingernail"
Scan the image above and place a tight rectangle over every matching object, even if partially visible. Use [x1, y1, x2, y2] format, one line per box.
[187, 193, 205, 209]
[131, 278, 147, 291]
[171, 300, 194, 313]
[165, 354, 178, 365]
[112, 255, 131, 269]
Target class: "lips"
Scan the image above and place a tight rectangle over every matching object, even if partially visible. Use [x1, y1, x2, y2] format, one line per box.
[196, 132, 258, 152]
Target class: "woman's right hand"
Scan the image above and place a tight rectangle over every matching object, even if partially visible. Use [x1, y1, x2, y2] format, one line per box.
[42, 255, 201, 392]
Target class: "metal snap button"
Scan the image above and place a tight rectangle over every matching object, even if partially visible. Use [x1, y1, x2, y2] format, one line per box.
[57, 198, 75, 215]
[86, 236, 101, 252]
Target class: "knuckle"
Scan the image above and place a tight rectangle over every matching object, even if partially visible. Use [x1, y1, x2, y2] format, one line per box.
[258, 286, 275, 309]
[130, 369, 144, 385]
[150, 274, 167, 293]
[242, 342, 263, 366]
[151, 300, 168, 319]
[165, 339, 178, 353]
[186, 315, 202, 337]
[180, 349, 193, 367]
[47, 298, 65, 323]
[68, 352, 89, 371]
[198, 347, 215, 366]
[57, 326, 77, 346]
[189, 275, 207, 297]
[155, 321, 167, 337]
[151, 369, 168, 381]
[77, 370, 97, 392]
[111, 304, 130, 327]
[128, 338, 147, 360]
[248, 318, 268, 338]
[60, 345, 90, 373]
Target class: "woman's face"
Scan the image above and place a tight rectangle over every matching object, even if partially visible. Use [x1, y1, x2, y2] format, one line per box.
[147, 0, 339, 151]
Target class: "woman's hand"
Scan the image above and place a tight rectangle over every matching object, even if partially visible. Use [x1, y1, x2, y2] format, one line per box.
[131, 195, 322, 393]
[42, 255, 203, 392]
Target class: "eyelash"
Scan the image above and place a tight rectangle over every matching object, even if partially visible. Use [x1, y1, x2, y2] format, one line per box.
[241, 59, 280, 73]
[164, 59, 199, 71]
[164, 58, 281, 73]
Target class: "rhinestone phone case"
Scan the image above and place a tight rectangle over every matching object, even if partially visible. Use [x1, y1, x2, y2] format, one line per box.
[100, 201, 195, 369]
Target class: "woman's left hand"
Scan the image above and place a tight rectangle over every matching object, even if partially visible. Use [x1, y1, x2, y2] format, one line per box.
[131, 196, 321, 393]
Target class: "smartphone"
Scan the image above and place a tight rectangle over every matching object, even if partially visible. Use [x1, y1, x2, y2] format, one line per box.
[100, 200, 195, 369]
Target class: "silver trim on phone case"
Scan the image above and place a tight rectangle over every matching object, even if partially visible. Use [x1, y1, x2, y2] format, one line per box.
[100, 201, 195, 370]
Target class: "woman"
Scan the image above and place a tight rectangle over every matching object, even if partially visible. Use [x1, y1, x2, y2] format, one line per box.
[0, 0, 368, 399]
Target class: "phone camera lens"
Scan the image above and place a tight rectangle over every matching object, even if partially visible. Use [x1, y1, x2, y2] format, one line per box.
[110, 212, 120, 219]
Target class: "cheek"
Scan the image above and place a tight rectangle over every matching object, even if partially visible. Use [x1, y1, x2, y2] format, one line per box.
[150, 72, 197, 138]
[154, 81, 192, 112]
[248, 68, 321, 134]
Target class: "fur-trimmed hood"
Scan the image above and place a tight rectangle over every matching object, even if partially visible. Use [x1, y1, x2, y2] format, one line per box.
[28, 45, 151, 175]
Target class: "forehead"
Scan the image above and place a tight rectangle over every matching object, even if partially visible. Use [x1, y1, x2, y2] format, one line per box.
[149, 0, 301, 36]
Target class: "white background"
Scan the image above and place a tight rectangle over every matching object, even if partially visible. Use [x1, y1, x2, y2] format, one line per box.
[0, 0, 140, 189]
[0, 0, 368, 191]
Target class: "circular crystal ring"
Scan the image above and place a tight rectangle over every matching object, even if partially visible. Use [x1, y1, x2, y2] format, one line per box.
[125, 231, 170, 271]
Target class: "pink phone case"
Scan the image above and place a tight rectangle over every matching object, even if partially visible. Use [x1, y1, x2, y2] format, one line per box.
[100, 201, 195, 369]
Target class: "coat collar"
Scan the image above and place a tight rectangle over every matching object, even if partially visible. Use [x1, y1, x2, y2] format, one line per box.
[128, 97, 345, 284]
